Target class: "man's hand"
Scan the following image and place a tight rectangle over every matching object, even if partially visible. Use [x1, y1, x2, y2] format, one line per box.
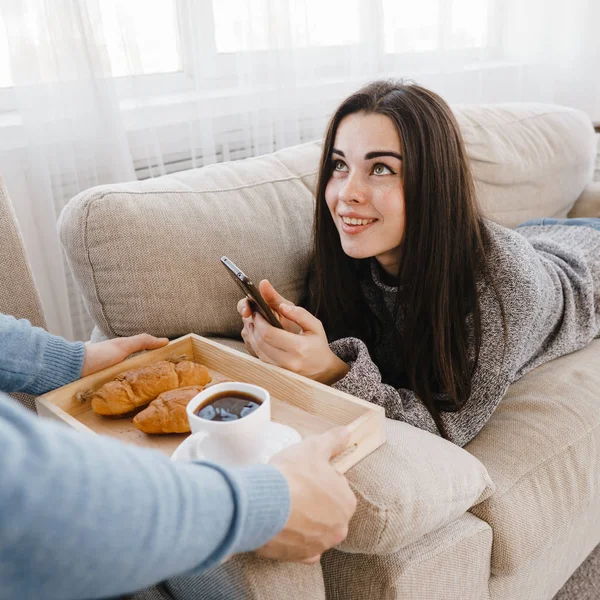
[81, 334, 169, 377]
[256, 427, 357, 564]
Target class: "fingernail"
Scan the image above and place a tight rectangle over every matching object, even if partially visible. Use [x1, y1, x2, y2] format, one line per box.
[280, 303, 294, 312]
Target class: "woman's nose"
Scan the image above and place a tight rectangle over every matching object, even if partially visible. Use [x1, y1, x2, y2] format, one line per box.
[338, 173, 369, 204]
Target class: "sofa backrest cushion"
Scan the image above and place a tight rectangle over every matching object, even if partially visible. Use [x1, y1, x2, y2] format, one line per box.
[59, 142, 321, 338]
[456, 103, 596, 228]
[59, 104, 596, 339]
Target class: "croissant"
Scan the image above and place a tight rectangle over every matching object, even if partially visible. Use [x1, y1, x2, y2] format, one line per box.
[133, 385, 205, 434]
[91, 360, 211, 416]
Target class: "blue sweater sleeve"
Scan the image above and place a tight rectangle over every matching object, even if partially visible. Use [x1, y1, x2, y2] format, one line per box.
[0, 397, 290, 600]
[0, 313, 85, 394]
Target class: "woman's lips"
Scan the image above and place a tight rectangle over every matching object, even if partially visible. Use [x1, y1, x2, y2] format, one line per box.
[340, 218, 378, 235]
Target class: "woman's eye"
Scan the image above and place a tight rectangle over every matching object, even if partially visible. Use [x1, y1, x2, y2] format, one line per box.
[372, 163, 394, 175]
[333, 159, 348, 172]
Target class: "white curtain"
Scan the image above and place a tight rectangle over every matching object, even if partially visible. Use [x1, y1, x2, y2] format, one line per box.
[0, 0, 598, 340]
[0, 0, 135, 340]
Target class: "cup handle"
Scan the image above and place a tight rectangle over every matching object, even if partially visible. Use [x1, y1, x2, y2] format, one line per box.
[171, 431, 211, 462]
[187, 431, 211, 461]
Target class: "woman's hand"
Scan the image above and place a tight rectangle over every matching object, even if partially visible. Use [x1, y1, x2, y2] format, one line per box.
[237, 280, 349, 384]
[81, 334, 169, 377]
[237, 279, 300, 357]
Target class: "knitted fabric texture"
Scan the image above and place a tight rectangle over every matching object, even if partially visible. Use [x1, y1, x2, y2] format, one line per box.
[330, 221, 600, 447]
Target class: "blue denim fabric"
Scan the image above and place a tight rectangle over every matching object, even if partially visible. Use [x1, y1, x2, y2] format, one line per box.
[517, 217, 600, 232]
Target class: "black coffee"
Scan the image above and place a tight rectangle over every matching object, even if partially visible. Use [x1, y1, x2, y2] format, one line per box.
[195, 391, 262, 422]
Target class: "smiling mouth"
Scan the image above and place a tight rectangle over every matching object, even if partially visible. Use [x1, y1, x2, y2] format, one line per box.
[340, 216, 378, 234]
[341, 216, 377, 226]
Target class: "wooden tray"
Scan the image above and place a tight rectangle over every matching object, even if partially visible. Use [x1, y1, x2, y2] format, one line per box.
[37, 333, 386, 473]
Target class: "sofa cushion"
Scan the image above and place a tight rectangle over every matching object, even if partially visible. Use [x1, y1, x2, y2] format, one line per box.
[59, 142, 322, 339]
[467, 339, 600, 575]
[456, 103, 596, 228]
[569, 181, 600, 218]
[338, 417, 494, 555]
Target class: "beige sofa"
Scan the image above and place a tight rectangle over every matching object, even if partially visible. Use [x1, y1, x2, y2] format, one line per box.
[4, 103, 600, 599]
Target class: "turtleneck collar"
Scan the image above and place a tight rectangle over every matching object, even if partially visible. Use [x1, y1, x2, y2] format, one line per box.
[369, 258, 400, 292]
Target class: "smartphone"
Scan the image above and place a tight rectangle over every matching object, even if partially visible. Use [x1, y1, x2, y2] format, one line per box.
[220, 256, 284, 329]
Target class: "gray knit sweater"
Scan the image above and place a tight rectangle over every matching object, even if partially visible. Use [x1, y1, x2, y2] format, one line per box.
[330, 220, 600, 447]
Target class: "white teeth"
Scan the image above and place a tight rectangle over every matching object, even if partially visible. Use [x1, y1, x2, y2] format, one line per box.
[342, 216, 376, 226]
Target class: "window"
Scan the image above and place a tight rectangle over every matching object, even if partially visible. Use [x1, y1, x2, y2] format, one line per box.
[98, 0, 181, 77]
[212, 0, 361, 52]
[0, 0, 497, 109]
[0, 0, 181, 90]
[0, 17, 12, 88]
[382, 0, 491, 54]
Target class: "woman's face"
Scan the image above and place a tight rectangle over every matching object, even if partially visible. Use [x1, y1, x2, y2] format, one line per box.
[324, 111, 405, 277]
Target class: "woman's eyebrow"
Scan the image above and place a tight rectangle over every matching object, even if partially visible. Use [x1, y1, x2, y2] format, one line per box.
[364, 151, 402, 160]
[331, 149, 403, 160]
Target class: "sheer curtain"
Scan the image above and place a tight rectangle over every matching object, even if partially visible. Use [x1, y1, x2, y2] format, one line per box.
[0, 0, 598, 340]
[0, 0, 135, 340]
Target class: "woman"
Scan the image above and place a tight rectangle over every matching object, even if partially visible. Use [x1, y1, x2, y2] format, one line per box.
[238, 80, 600, 447]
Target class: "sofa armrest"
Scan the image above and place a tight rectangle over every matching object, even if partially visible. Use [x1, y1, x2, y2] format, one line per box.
[140, 554, 325, 600]
[337, 419, 495, 556]
[568, 182, 600, 218]
[322, 513, 492, 600]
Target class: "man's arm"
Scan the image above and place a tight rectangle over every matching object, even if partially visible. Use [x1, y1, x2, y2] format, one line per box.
[0, 313, 169, 395]
[0, 313, 85, 394]
[0, 396, 290, 600]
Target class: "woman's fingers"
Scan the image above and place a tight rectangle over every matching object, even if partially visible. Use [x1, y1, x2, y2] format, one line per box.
[246, 322, 281, 365]
[251, 326, 295, 369]
[258, 280, 304, 333]
[236, 282, 301, 334]
[277, 303, 323, 335]
[240, 327, 258, 358]
[252, 312, 296, 353]
[242, 315, 282, 365]
[237, 298, 252, 318]
[259, 280, 293, 312]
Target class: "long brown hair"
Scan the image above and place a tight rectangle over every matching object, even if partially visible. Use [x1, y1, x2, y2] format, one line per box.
[303, 80, 505, 438]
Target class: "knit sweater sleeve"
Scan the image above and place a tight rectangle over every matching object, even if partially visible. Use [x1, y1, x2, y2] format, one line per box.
[329, 332, 517, 448]
[0, 313, 85, 395]
[329, 337, 441, 438]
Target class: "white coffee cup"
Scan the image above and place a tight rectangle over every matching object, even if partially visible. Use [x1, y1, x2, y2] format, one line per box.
[177, 381, 301, 467]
